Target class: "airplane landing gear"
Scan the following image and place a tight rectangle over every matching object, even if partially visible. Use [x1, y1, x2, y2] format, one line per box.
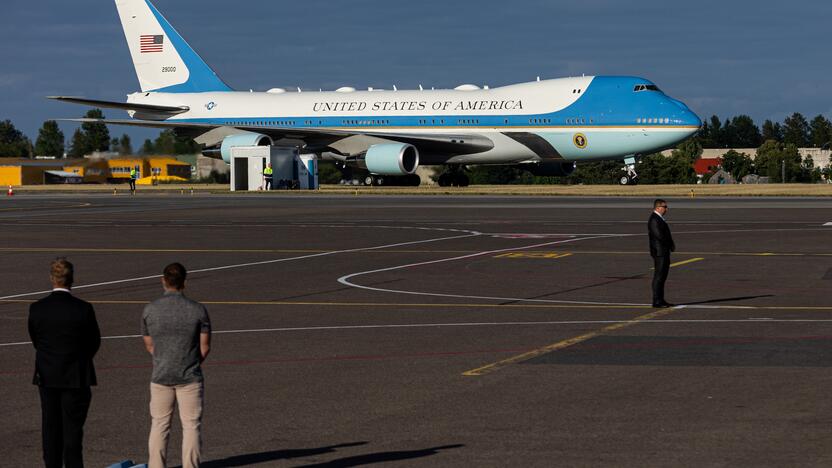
[364, 175, 384, 186]
[619, 157, 639, 185]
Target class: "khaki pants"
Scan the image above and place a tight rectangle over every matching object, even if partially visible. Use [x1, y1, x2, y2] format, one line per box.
[148, 381, 203, 468]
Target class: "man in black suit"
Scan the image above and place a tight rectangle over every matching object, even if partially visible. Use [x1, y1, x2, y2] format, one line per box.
[28, 259, 100, 468]
[648, 199, 676, 308]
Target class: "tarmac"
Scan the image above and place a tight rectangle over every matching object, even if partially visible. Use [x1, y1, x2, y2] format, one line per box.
[1, 193, 832, 467]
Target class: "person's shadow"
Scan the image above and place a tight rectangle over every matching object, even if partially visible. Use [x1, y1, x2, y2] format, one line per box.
[196, 442, 368, 467]
[294, 444, 465, 467]
[680, 294, 774, 306]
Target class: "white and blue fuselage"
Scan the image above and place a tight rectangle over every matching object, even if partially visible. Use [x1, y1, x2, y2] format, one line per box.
[129, 75, 700, 166]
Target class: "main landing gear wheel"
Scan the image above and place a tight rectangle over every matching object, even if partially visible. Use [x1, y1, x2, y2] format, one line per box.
[363, 175, 385, 186]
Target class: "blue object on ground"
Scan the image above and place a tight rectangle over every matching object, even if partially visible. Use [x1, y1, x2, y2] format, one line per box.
[106, 462, 134, 468]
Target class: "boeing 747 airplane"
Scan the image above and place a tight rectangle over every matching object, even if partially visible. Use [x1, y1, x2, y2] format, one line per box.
[52, 0, 701, 186]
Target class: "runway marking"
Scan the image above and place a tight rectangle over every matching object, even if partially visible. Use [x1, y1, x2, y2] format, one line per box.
[5, 317, 832, 348]
[824, 222, 832, 226]
[461, 307, 681, 376]
[494, 252, 573, 259]
[337, 234, 649, 306]
[0, 247, 829, 257]
[1, 299, 831, 311]
[0, 228, 482, 301]
[670, 257, 705, 268]
[0, 247, 331, 253]
[0, 202, 91, 212]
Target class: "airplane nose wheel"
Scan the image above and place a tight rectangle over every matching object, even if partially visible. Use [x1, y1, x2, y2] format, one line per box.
[619, 174, 638, 185]
[620, 157, 639, 185]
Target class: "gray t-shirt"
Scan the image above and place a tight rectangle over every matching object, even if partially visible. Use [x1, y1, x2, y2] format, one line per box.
[141, 291, 211, 385]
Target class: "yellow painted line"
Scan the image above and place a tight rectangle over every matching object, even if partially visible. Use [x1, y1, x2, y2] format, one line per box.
[462, 307, 680, 377]
[494, 252, 573, 259]
[669, 257, 705, 268]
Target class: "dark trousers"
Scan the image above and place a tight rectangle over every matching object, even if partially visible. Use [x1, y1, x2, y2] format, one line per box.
[652, 255, 670, 305]
[39, 386, 92, 468]
[129, 179, 136, 191]
[264, 177, 273, 190]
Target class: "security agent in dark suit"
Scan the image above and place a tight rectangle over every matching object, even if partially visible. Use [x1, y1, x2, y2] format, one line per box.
[28, 259, 100, 468]
[648, 199, 676, 308]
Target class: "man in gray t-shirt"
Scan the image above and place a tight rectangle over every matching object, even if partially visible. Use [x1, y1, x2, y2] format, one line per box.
[141, 263, 210, 468]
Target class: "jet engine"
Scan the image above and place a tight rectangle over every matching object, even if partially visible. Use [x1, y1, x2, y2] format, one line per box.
[525, 161, 576, 177]
[211, 133, 273, 163]
[359, 143, 420, 176]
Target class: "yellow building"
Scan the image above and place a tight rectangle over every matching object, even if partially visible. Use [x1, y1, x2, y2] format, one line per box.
[63, 159, 110, 184]
[0, 156, 193, 185]
[106, 157, 191, 184]
[0, 159, 66, 185]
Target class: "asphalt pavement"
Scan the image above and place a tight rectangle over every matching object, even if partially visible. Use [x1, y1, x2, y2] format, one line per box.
[1, 194, 831, 467]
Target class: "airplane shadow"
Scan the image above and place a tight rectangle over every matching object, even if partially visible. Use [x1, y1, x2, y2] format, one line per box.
[680, 294, 774, 306]
[195, 442, 368, 468]
[293, 444, 465, 467]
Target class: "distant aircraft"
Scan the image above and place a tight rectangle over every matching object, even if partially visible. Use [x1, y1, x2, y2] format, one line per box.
[51, 0, 701, 186]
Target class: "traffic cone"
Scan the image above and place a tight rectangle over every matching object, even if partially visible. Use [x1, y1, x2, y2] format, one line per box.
[7, 185, 13, 196]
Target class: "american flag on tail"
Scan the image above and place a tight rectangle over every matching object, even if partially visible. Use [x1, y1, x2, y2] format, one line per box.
[140, 35, 164, 53]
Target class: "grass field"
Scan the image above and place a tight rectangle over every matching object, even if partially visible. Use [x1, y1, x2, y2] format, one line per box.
[5, 183, 832, 196]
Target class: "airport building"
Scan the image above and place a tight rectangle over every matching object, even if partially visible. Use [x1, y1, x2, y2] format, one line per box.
[0, 156, 192, 185]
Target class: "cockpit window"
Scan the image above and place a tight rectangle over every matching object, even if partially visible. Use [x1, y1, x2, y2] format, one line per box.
[634, 84, 661, 92]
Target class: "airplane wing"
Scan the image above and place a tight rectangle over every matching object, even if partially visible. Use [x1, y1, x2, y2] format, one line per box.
[48, 97, 190, 115]
[61, 118, 494, 156]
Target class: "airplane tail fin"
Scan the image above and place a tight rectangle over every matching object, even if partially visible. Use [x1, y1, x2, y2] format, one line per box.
[114, 0, 232, 93]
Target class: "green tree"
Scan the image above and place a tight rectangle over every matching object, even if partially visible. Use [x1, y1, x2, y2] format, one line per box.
[0, 119, 32, 157]
[809, 115, 832, 148]
[67, 129, 87, 159]
[720, 150, 754, 180]
[119, 134, 133, 155]
[34, 120, 65, 158]
[153, 130, 177, 154]
[728, 115, 761, 148]
[80, 109, 110, 153]
[704, 115, 724, 148]
[140, 139, 155, 155]
[782, 112, 810, 147]
[565, 160, 622, 184]
[638, 139, 701, 184]
[754, 140, 802, 182]
[468, 166, 521, 184]
[761, 120, 783, 142]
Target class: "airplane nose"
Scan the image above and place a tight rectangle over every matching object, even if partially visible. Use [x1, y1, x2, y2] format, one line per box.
[667, 97, 701, 130]
[684, 110, 702, 131]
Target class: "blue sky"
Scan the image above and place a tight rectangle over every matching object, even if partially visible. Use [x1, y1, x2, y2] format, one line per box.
[2, 0, 830, 144]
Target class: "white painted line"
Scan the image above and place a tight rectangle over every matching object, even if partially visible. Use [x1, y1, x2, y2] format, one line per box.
[338, 234, 647, 307]
[6, 318, 832, 348]
[824, 222, 832, 226]
[0, 227, 482, 301]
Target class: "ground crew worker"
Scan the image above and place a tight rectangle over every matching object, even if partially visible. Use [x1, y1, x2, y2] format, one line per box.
[263, 163, 273, 190]
[129, 166, 138, 194]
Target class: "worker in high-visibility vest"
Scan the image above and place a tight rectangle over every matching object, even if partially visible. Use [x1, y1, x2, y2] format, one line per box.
[129, 166, 138, 194]
[263, 163, 274, 190]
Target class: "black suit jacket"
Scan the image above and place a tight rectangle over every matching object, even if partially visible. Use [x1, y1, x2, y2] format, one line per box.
[28, 291, 100, 388]
[648, 212, 675, 258]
